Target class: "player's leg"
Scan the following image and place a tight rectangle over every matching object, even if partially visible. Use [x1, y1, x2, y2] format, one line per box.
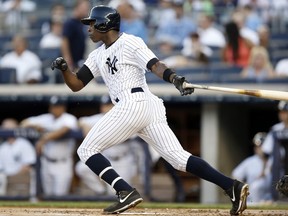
[77, 101, 151, 214]
[138, 117, 249, 215]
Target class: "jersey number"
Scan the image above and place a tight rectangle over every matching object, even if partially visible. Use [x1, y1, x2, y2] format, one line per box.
[106, 56, 118, 75]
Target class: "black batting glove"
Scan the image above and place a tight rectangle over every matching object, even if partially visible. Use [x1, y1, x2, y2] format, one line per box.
[51, 57, 68, 72]
[172, 75, 194, 96]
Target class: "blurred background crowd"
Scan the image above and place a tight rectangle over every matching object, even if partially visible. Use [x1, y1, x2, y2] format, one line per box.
[0, 0, 288, 84]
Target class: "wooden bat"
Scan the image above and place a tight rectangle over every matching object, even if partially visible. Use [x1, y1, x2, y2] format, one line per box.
[183, 83, 288, 101]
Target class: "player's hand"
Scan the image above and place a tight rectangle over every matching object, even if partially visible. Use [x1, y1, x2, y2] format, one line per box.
[51, 57, 68, 72]
[172, 75, 194, 96]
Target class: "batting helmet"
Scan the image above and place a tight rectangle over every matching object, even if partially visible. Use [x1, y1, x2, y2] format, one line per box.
[278, 100, 288, 111]
[81, 5, 120, 32]
[252, 132, 267, 147]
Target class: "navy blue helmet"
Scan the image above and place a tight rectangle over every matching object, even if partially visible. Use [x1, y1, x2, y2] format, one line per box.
[81, 5, 120, 32]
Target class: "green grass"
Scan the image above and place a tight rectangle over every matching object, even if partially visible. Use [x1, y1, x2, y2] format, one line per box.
[0, 201, 287, 210]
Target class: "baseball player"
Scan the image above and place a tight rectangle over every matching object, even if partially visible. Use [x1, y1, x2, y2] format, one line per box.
[232, 132, 272, 204]
[51, 5, 249, 215]
[262, 100, 288, 200]
[21, 96, 78, 196]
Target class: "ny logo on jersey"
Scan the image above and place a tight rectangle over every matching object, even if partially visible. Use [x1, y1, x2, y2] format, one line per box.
[106, 56, 118, 75]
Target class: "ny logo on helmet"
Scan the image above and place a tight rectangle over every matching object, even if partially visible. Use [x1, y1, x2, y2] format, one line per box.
[106, 56, 118, 74]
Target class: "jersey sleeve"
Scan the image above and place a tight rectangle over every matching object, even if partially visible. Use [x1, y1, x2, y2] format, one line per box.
[126, 36, 158, 71]
[83, 51, 101, 77]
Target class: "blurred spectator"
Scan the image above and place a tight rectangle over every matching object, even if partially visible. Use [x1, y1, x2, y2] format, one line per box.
[275, 58, 288, 77]
[240, 46, 275, 81]
[1, 0, 36, 33]
[109, 0, 147, 19]
[0, 35, 42, 84]
[197, 13, 226, 48]
[75, 95, 138, 195]
[242, 4, 264, 32]
[21, 96, 78, 196]
[0, 118, 36, 196]
[162, 32, 212, 68]
[41, 3, 66, 36]
[154, 0, 197, 50]
[61, 0, 90, 71]
[183, 0, 214, 17]
[231, 9, 259, 46]
[115, 0, 148, 42]
[257, 25, 270, 48]
[232, 132, 272, 205]
[222, 21, 253, 67]
[39, 20, 63, 49]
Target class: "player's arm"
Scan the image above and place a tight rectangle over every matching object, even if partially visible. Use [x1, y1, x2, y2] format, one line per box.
[51, 57, 93, 92]
[149, 59, 194, 96]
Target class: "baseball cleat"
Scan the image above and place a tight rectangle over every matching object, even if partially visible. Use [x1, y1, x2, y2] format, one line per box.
[225, 180, 249, 215]
[103, 188, 143, 214]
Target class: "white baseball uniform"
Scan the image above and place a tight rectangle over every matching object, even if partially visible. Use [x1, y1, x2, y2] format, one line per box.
[25, 113, 78, 196]
[77, 33, 191, 172]
[232, 155, 272, 203]
[0, 137, 36, 195]
[76, 113, 138, 195]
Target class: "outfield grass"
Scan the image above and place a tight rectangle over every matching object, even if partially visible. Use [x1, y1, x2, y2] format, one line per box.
[0, 201, 287, 210]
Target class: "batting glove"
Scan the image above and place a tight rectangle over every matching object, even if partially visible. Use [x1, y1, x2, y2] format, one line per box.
[172, 75, 194, 96]
[51, 57, 68, 72]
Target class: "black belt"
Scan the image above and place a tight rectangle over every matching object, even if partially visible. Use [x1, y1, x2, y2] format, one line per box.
[115, 87, 144, 103]
[43, 155, 67, 163]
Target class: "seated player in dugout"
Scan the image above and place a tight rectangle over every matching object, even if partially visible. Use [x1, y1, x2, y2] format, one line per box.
[51, 5, 249, 215]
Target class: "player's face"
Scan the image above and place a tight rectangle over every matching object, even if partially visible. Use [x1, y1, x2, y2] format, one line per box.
[88, 21, 102, 42]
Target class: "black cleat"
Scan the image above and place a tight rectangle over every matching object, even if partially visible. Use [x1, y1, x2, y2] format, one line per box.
[225, 180, 249, 215]
[103, 188, 143, 214]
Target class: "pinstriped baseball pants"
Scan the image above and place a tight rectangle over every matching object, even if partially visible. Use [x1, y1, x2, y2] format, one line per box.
[77, 91, 191, 172]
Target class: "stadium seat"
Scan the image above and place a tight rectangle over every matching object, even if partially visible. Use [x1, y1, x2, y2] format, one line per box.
[0, 67, 17, 84]
[209, 64, 243, 82]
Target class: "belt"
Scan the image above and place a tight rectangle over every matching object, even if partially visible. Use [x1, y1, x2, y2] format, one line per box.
[43, 155, 67, 163]
[115, 87, 144, 103]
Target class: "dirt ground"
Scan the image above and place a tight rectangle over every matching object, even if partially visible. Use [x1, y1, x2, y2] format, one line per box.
[0, 207, 287, 216]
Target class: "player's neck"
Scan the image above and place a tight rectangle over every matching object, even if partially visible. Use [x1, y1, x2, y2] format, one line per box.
[103, 31, 122, 49]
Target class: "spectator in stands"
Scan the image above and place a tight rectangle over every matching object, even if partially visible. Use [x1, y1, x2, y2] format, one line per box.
[115, 0, 148, 43]
[232, 132, 272, 205]
[154, 0, 197, 50]
[197, 13, 226, 48]
[231, 9, 259, 46]
[257, 25, 270, 49]
[162, 32, 212, 68]
[0, 35, 42, 84]
[39, 19, 63, 49]
[274, 58, 288, 77]
[41, 3, 66, 35]
[20, 96, 78, 197]
[1, 0, 36, 33]
[222, 21, 253, 67]
[61, 0, 90, 71]
[75, 95, 139, 195]
[0, 118, 36, 196]
[240, 46, 275, 81]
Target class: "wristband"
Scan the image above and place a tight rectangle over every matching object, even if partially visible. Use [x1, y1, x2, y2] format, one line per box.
[163, 69, 176, 83]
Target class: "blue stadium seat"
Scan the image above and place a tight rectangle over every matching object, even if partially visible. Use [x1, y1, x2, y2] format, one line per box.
[0, 67, 17, 84]
[209, 64, 243, 82]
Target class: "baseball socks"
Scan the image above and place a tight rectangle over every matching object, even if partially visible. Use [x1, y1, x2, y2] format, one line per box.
[85, 153, 133, 192]
[186, 155, 233, 190]
[85, 153, 143, 214]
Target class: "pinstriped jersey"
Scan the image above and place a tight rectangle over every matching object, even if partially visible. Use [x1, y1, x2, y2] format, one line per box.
[84, 33, 157, 100]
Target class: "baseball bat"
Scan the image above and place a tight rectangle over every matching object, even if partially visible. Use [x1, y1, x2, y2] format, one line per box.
[183, 83, 288, 101]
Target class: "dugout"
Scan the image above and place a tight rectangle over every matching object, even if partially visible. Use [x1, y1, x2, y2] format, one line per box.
[0, 82, 283, 203]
